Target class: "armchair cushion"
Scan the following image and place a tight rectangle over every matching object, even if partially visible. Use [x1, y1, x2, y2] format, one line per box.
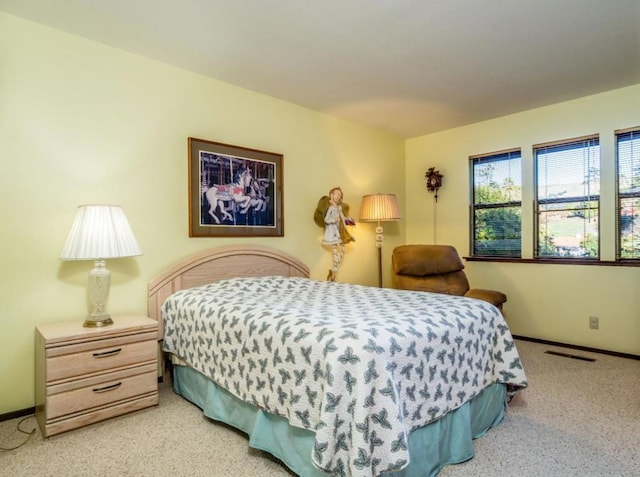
[394, 271, 470, 296]
[392, 245, 464, 276]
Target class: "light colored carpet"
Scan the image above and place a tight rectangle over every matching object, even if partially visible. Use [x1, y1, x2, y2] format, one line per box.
[1, 340, 639, 477]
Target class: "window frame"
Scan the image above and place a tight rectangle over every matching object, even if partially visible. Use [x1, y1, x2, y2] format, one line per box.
[616, 127, 640, 261]
[469, 148, 522, 258]
[533, 134, 600, 260]
[466, 129, 640, 267]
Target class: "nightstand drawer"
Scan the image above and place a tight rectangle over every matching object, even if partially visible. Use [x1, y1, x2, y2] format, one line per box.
[46, 338, 156, 382]
[46, 365, 157, 420]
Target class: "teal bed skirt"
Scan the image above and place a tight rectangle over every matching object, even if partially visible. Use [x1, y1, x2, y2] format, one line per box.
[173, 365, 507, 477]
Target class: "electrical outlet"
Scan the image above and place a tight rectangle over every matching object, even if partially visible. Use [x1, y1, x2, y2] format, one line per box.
[589, 316, 599, 330]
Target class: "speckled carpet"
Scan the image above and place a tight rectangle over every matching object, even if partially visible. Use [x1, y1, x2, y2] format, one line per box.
[1, 340, 638, 477]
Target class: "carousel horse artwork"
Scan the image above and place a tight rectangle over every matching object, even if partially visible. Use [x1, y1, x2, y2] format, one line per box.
[248, 177, 270, 213]
[202, 168, 254, 224]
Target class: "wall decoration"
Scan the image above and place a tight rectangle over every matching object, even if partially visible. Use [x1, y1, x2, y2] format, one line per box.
[188, 137, 283, 237]
[425, 167, 444, 202]
[314, 187, 356, 282]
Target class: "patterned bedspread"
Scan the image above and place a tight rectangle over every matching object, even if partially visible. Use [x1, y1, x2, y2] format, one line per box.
[162, 277, 527, 477]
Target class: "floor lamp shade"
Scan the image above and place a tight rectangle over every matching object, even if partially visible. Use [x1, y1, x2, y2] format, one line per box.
[360, 194, 401, 287]
[60, 205, 142, 327]
[359, 194, 401, 224]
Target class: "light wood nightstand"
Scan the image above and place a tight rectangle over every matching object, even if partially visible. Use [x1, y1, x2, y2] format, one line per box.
[35, 315, 158, 437]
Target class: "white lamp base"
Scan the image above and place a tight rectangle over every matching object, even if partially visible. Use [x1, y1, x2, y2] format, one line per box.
[84, 259, 113, 327]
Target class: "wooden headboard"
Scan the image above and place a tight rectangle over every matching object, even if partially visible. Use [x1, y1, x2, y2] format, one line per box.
[147, 244, 310, 338]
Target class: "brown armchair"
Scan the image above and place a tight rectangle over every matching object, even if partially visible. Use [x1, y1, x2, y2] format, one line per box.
[391, 244, 507, 309]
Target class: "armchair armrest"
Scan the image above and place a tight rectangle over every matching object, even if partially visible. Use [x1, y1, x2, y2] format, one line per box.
[464, 288, 507, 309]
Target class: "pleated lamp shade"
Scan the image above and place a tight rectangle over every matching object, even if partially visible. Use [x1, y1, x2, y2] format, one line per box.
[60, 205, 142, 260]
[359, 193, 401, 223]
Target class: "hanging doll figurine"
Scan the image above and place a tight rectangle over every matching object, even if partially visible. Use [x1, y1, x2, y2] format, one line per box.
[314, 187, 355, 281]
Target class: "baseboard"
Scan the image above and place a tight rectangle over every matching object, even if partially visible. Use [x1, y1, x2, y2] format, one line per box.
[0, 407, 35, 423]
[513, 335, 640, 361]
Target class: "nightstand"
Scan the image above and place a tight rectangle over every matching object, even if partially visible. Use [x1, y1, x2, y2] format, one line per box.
[35, 315, 158, 437]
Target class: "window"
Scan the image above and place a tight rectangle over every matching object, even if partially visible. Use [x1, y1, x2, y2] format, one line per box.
[471, 150, 522, 257]
[617, 128, 640, 259]
[535, 136, 600, 258]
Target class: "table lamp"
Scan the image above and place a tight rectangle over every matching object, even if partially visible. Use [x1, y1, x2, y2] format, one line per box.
[60, 205, 142, 327]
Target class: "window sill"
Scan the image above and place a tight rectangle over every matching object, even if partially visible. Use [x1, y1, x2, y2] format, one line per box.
[464, 257, 640, 267]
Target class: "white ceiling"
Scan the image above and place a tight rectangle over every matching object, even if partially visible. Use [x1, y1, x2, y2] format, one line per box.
[1, 0, 639, 138]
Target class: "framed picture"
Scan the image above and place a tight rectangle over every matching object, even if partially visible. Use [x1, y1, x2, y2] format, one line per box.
[188, 137, 284, 237]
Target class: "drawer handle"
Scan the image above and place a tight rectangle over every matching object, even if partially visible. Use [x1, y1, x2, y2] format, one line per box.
[93, 382, 122, 393]
[92, 348, 122, 358]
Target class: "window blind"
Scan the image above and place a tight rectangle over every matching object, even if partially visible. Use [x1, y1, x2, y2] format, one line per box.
[535, 136, 600, 258]
[471, 150, 522, 257]
[617, 128, 640, 259]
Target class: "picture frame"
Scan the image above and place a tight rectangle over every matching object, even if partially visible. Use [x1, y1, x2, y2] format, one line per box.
[188, 137, 284, 237]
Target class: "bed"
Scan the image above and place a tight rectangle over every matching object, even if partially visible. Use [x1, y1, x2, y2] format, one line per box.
[148, 245, 527, 477]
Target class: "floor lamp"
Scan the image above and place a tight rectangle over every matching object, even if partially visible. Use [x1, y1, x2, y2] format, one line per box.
[359, 193, 401, 287]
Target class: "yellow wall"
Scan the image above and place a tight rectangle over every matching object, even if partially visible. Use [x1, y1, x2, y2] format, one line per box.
[0, 13, 405, 414]
[1, 11, 638, 416]
[406, 84, 640, 356]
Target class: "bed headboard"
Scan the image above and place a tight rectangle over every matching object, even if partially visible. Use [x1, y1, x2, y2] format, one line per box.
[147, 244, 310, 338]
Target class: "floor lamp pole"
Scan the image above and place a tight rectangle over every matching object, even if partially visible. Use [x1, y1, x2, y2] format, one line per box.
[375, 220, 383, 287]
[376, 246, 382, 287]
